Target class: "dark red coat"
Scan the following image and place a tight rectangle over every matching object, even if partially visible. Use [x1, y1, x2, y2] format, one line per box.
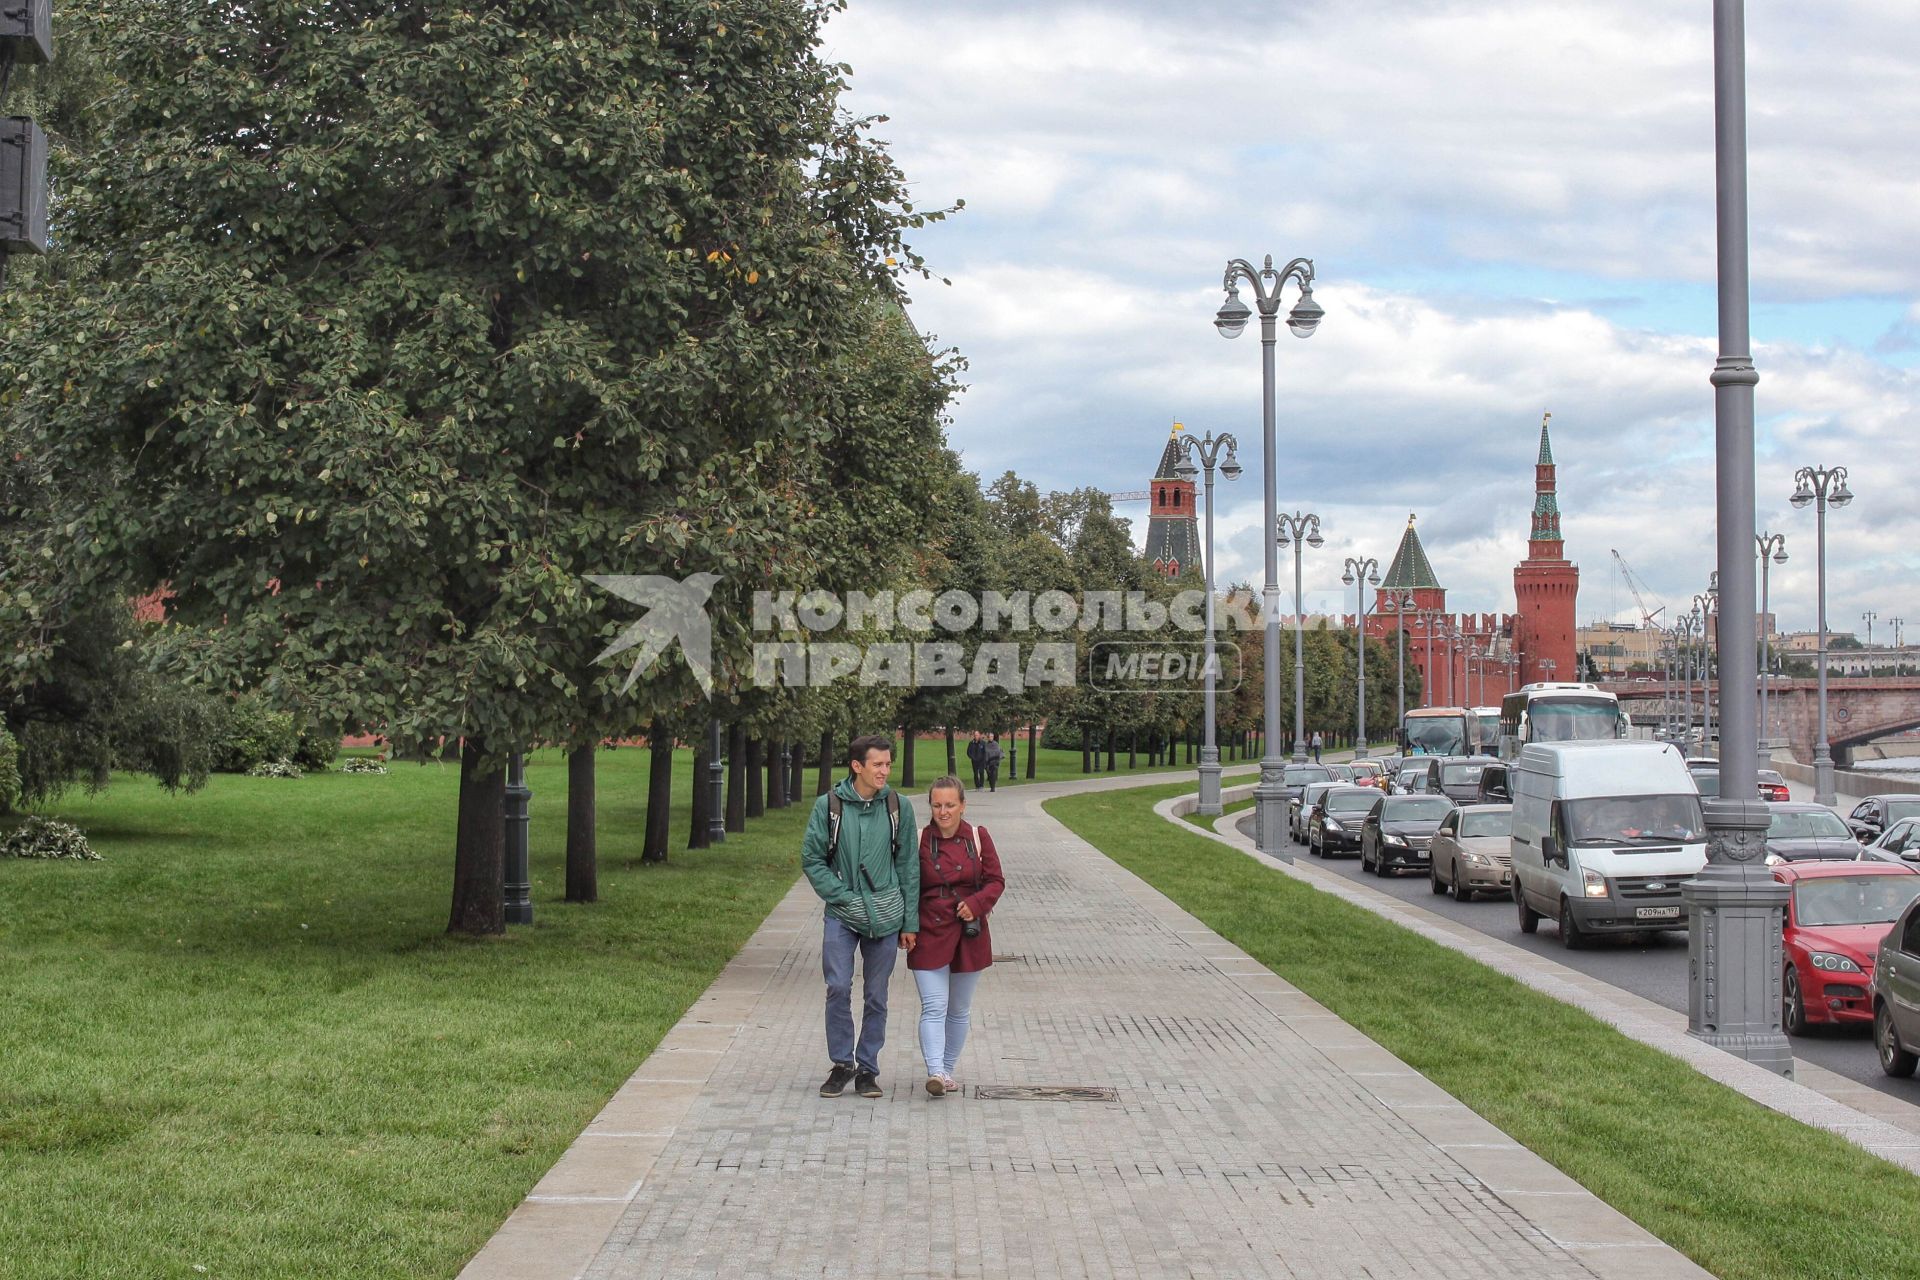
[908, 820, 1004, 973]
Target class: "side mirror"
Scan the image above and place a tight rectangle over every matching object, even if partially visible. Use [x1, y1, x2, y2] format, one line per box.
[1541, 834, 1561, 864]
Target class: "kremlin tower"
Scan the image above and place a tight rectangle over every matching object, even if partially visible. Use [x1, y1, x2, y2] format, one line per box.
[1512, 413, 1580, 685]
[1144, 425, 1201, 578]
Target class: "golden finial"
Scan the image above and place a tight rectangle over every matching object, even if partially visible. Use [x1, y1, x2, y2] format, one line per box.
[1171, 420, 1184, 437]
[1407, 511, 1416, 527]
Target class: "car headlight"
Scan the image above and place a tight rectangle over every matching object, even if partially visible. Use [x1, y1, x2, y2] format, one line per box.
[1462, 851, 1492, 866]
[1763, 853, 1783, 866]
[1323, 819, 1343, 833]
[1582, 868, 1609, 899]
[1809, 951, 1863, 974]
[1385, 834, 1409, 847]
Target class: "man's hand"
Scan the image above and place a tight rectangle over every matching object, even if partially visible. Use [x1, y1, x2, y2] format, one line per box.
[900, 932, 917, 951]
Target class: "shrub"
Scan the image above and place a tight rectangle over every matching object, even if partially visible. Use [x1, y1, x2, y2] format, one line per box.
[3, 816, 101, 860]
[0, 727, 20, 814]
[212, 693, 298, 773]
[340, 757, 389, 775]
[291, 724, 340, 771]
[246, 759, 304, 779]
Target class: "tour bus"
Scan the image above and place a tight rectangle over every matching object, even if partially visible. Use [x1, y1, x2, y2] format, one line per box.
[1401, 706, 1478, 758]
[1472, 707, 1501, 755]
[1498, 683, 1629, 760]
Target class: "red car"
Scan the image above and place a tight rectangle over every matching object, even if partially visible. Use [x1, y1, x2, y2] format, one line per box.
[1758, 769, 1791, 803]
[1776, 861, 1920, 1035]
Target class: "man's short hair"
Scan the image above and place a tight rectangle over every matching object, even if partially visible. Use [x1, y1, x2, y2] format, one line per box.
[848, 734, 893, 766]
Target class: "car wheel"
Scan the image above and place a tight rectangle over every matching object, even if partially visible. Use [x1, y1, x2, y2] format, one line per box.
[1309, 832, 1322, 857]
[1558, 898, 1587, 950]
[1451, 869, 1473, 903]
[1876, 1002, 1918, 1078]
[1429, 860, 1447, 894]
[1516, 885, 1539, 934]
[1359, 842, 1372, 873]
[1783, 966, 1807, 1037]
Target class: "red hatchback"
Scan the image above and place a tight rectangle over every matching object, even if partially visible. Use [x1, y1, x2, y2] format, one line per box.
[1776, 861, 1920, 1035]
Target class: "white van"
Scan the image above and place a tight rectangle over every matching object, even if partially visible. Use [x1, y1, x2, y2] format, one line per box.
[1509, 741, 1708, 948]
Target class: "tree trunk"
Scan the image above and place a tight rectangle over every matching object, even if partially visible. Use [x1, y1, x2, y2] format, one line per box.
[1027, 723, 1037, 778]
[642, 736, 671, 863]
[746, 738, 765, 818]
[1106, 731, 1117, 774]
[768, 738, 787, 809]
[726, 724, 747, 832]
[902, 724, 916, 788]
[1081, 725, 1092, 773]
[688, 737, 712, 849]
[944, 725, 957, 776]
[1128, 732, 1137, 770]
[816, 729, 833, 796]
[447, 739, 506, 935]
[790, 741, 806, 803]
[565, 746, 598, 902]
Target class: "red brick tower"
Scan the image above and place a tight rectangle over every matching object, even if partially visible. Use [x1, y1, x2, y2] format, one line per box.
[1513, 413, 1579, 684]
[1144, 424, 1200, 578]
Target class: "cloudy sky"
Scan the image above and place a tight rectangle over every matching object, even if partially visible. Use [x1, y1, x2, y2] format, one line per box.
[821, 0, 1919, 642]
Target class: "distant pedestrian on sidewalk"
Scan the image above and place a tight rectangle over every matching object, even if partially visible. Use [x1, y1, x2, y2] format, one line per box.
[801, 734, 918, 1100]
[1310, 730, 1323, 763]
[966, 730, 987, 789]
[910, 776, 1004, 1097]
[983, 735, 1003, 792]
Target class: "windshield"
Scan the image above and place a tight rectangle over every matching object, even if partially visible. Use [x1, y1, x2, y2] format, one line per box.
[1440, 762, 1487, 786]
[1324, 790, 1379, 815]
[1396, 770, 1425, 789]
[1767, 811, 1852, 840]
[1795, 876, 1920, 928]
[1404, 715, 1467, 756]
[1352, 762, 1383, 778]
[1328, 765, 1354, 780]
[1691, 770, 1720, 798]
[1284, 766, 1332, 786]
[1527, 699, 1622, 742]
[1383, 797, 1453, 820]
[1476, 720, 1501, 749]
[1563, 794, 1706, 845]
[1302, 784, 1336, 805]
[1459, 809, 1513, 838]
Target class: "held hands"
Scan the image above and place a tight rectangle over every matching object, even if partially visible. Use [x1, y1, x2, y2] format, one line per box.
[900, 932, 917, 951]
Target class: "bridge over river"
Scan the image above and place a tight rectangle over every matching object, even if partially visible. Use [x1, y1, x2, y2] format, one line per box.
[1597, 676, 1920, 767]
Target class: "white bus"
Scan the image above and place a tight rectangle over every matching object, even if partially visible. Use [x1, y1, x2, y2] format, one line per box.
[1498, 683, 1628, 759]
[1472, 706, 1501, 755]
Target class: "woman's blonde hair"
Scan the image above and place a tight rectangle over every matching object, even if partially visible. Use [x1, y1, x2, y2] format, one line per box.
[928, 775, 966, 801]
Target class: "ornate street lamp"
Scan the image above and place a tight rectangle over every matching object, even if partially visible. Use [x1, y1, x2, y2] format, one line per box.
[1791, 464, 1852, 805]
[1381, 591, 1415, 745]
[1756, 532, 1786, 753]
[1694, 583, 1719, 750]
[1177, 431, 1242, 816]
[1342, 555, 1381, 758]
[1215, 252, 1322, 858]
[1275, 513, 1325, 768]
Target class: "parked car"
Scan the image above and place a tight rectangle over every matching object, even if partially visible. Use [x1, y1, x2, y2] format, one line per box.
[1763, 803, 1862, 863]
[1429, 804, 1515, 901]
[1779, 861, 1920, 1036]
[1359, 793, 1455, 876]
[1281, 763, 1333, 804]
[1392, 765, 1430, 795]
[1475, 760, 1512, 803]
[1510, 741, 1708, 949]
[1858, 818, 1920, 866]
[1310, 786, 1382, 858]
[1757, 769, 1791, 803]
[1870, 891, 1920, 1076]
[1424, 755, 1492, 803]
[1291, 780, 1340, 843]
[1845, 796, 1920, 843]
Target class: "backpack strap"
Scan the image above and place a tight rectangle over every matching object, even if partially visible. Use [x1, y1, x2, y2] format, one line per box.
[968, 823, 986, 891]
[826, 792, 844, 870]
[886, 790, 901, 855]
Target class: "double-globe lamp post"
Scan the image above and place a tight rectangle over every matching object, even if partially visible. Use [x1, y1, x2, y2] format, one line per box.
[1176, 432, 1243, 816]
[1276, 513, 1325, 769]
[1342, 556, 1381, 758]
[1791, 464, 1852, 806]
[1694, 582, 1718, 750]
[1756, 532, 1786, 753]
[1215, 253, 1323, 857]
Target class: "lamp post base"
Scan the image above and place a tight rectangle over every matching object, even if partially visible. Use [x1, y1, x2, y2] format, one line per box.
[503, 752, 534, 926]
[1685, 798, 1792, 1078]
[1254, 758, 1292, 862]
[1813, 747, 1836, 808]
[1197, 749, 1224, 816]
[1355, 738, 1368, 761]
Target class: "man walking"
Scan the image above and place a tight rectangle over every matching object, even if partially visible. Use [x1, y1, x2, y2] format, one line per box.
[983, 734, 1003, 792]
[1310, 730, 1323, 763]
[801, 734, 918, 1099]
[966, 730, 987, 790]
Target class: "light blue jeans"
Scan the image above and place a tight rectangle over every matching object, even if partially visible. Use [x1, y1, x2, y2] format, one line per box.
[913, 966, 984, 1077]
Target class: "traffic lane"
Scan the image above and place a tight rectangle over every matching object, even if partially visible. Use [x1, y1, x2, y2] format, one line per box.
[1233, 811, 1911, 1099]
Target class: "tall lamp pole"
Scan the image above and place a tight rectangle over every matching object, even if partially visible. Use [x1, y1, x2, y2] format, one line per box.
[1343, 556, 1381, 758]
[1862, 609, 1877, 648]
[1214, 252, 1323, 857]
[1276, 513, 1325, 767]
[1177, 431, 1242, 816]
[1791, 465, 1852, 805]
[1756, 533, 1786, 753]
[1686, 0, 1790, 1077]
[1384, 592, 1413, 745]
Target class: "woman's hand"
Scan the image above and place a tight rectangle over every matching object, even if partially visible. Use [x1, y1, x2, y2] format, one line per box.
[900, 932, 917, 951]
[955, 902, 974, 922]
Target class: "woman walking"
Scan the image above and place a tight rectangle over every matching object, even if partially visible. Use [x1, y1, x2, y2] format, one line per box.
[908, 776, 1005, 1097]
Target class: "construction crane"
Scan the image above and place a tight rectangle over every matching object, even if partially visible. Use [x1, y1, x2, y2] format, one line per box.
[1610, 549, 1665, 628]
[1107, 491, 1150, 502]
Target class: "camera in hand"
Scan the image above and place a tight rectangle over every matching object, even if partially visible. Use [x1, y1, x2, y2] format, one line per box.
[961, 913, 982, 939]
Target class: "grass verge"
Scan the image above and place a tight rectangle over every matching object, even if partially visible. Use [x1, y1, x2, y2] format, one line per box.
[0, 747, 805, 1280]
[1047, 779, 1920, 1280]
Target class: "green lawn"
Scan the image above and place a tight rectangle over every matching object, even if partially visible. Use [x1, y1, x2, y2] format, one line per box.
[1182, 795, 1255, 828]
[0, 748, 807, 1280]
[1047, 780, 1920, 1280]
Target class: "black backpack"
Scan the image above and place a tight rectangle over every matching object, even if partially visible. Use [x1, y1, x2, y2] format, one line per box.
[826, 789, 901, 873]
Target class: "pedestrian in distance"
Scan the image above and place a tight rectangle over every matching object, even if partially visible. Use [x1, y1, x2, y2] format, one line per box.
[966, 729, 987, 789]
[801, 734, 919, 1100]
[1311, 730, 1324, 763]
[910, 776, 1005, 1097]
[983, 734, 1003, 792]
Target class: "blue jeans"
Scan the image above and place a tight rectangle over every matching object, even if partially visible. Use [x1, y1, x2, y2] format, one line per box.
[912, 966, 983, 1077]
[822, 910, 898, 1074]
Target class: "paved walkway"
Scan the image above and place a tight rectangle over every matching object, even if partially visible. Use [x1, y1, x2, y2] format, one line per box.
[461, 770, 1710, 1280]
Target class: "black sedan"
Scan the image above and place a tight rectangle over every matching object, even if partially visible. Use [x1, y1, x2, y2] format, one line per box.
[1309, 786, 1382, 858]
[1359, 794, 1455, 876]
[1845, 795, 1920, 843]
[1762, 803, 1861, 863]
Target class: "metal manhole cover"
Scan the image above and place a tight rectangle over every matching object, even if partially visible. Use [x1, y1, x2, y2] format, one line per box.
[974, 1085, 1118, 1102]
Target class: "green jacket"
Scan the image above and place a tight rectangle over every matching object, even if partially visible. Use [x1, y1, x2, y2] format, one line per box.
[801, 778, 918, 937]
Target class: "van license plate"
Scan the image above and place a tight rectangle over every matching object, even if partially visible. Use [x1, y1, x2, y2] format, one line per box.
[1635, 906, 1680, 921]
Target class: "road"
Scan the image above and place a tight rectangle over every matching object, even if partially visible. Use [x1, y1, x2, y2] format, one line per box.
[1235, 774, 1920, 1101]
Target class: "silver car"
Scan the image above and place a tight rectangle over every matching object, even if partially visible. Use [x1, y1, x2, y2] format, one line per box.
[1429, 804, 1515, 901]
[1291, 781, 1340, 842]
[1859, 818, 1920, 867]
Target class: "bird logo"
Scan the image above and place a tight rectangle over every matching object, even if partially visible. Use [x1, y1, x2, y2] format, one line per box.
[585, 573, 721, 696]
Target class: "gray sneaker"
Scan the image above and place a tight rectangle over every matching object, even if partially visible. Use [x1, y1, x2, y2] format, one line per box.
[819, 1064, 855, 1098]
